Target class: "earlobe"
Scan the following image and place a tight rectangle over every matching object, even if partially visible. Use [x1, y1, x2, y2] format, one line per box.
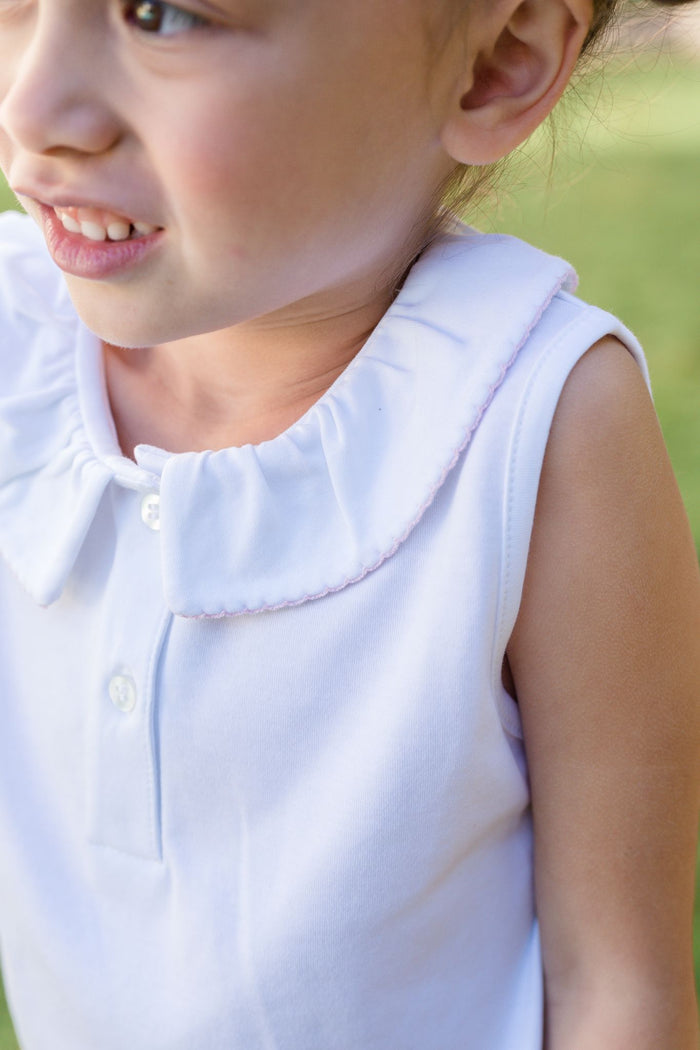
[441, 0, 592, 166]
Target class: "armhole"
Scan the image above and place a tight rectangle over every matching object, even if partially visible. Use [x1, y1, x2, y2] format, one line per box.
[490, 295, 649, 738]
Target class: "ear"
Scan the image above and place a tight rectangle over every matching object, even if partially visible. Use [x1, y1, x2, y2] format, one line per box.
[440, 0, 592, 165]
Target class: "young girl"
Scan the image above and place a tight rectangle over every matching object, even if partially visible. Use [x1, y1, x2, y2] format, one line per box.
[0, 0, 698, 1046]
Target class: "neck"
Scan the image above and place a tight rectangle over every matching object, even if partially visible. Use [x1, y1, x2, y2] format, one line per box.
[103, 274, 402, 458]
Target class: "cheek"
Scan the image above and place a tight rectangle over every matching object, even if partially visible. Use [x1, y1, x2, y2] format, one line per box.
[158, 101, 346, 263]
[157, 94, 299, 215]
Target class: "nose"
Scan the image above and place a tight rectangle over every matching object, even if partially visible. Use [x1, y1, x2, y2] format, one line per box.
[0, 10, 122, 158]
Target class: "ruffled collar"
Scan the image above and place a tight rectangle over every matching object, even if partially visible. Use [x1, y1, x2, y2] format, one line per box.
[0, 214, 576, 616]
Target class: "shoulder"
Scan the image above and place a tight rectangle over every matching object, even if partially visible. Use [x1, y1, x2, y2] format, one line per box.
[509, 333, 700, 768]
[0, 209, 74, 330]
[528, 335, 686, 567]
[0, 208, 46, 276]
[542, 335, 660, 472]
[0, 210, 78, 399]
[0, 214, 82, 492]
[529, 335, 665, 534]
[511, 334, 698, 652]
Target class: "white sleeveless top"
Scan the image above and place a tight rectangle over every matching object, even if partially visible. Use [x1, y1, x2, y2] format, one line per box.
[0, 212, 646, 1050]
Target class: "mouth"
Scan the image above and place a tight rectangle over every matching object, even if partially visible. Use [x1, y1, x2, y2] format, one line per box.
[53, 205, 161, 243]
[34, 200, 165, 280]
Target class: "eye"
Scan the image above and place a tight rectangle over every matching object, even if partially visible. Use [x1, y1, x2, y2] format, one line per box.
[122, 0, 207, 35]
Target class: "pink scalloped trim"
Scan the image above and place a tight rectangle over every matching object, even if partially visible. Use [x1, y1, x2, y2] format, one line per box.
[179, 276, 570, 620]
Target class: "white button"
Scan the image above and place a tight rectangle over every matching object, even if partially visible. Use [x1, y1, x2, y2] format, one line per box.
[108, 674, 137, 713]
[141, 492, 161, 531]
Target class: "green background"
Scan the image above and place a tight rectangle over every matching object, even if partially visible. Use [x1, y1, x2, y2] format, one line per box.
[0, 51, 698, 1050]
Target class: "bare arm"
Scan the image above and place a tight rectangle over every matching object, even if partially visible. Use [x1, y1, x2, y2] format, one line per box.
[507, 338, 700, 1049]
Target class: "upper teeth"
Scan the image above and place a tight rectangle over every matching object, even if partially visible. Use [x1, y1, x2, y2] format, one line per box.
[55, 207, 159, 242]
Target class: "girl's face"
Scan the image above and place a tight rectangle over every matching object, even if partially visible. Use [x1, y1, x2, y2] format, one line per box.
[0, 0, 460, 346]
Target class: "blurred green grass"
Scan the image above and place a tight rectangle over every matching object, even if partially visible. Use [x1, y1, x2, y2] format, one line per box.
[0, 182, 18, 212]
[0, 51, 699, 1050]
[0, 983, 16, 1050]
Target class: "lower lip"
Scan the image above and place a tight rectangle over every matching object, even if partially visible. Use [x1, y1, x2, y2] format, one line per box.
[39, 204, 164, 280]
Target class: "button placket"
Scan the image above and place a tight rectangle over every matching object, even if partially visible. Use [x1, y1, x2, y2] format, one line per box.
[86, 484, 169, 862]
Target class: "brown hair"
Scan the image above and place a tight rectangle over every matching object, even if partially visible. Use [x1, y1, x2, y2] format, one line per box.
[584, 0, 696, 53]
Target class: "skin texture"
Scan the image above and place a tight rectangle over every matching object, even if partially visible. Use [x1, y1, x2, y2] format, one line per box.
[0, 0, 698, 1045]
[0, 0, 462, 449]
[0, 0, 591, 452]
[508, 338, 700, 1048]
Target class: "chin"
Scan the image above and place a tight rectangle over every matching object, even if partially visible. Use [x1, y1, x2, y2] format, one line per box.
[74, 314, 159, 350]
[64, 278, 261, 349]
[65, 287, 186, 348]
